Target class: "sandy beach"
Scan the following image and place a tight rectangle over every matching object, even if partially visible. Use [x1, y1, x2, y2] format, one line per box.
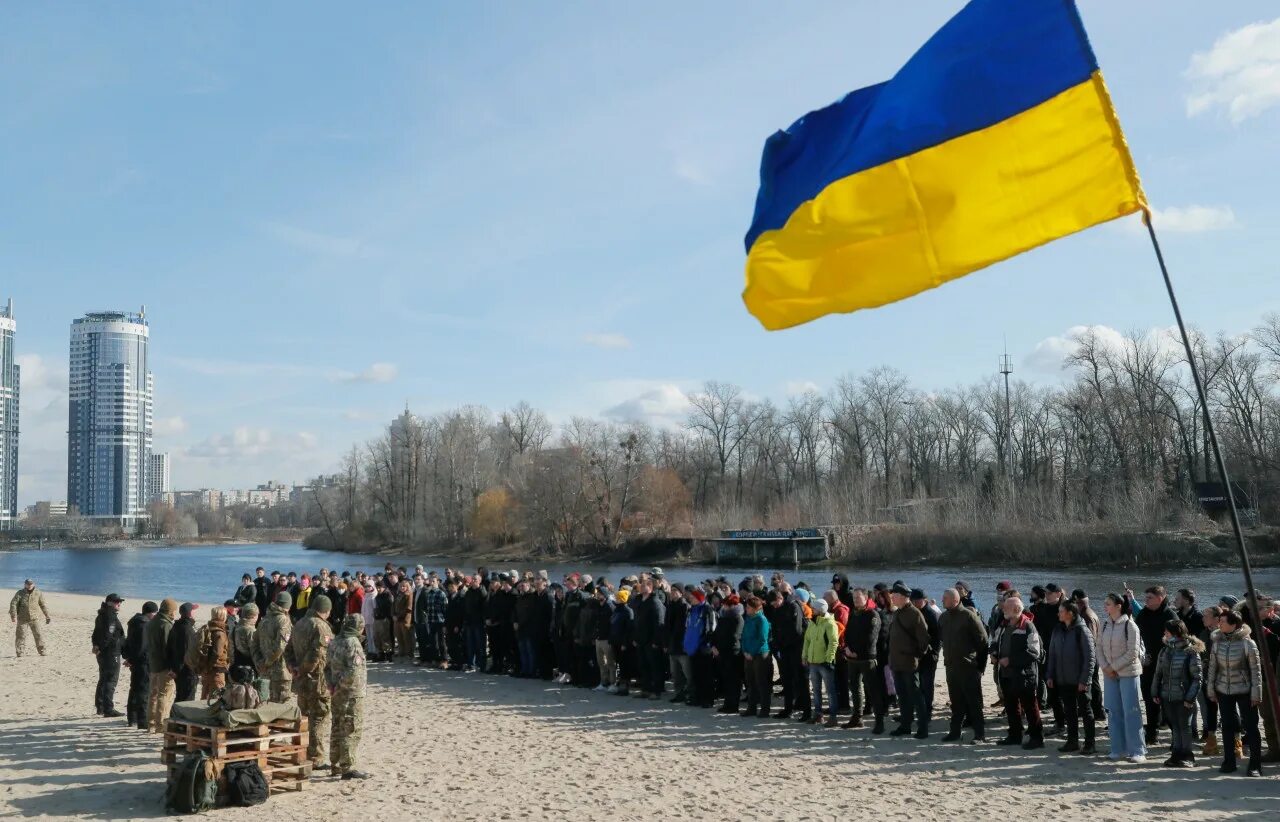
[2, 590, 1278, 820]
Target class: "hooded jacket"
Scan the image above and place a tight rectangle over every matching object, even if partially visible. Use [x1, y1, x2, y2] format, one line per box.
[803, 612, 839, 665]
[609, 601, 634, 647]
[712, 604, 744, 655]
[1045, 617, 1095, 687]
[1152, 635, 1205, 703]
[683, 601, 715, 656]
[124, 612, 151, 668]
[1207, 625, 1262, 702]
[145, 603, 176, 674]
[768, 597, 805, 651]
[92, 604, 125, 656]
[203, 618, 230, 675]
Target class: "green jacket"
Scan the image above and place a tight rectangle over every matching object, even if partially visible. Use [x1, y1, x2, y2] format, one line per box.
[938, 604, 988, 669]
[144, 613, 175, 674]
[286, 613, 333, 677]
[325, 633, 367, 695]
[802, 614, 839, 665]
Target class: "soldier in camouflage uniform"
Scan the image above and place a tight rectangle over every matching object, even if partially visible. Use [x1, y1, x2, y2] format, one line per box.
[325, 613, 370, 779]
[9, 579, 52, 656]
[287, 594, 334, 769]
[252, 592, 294, 704]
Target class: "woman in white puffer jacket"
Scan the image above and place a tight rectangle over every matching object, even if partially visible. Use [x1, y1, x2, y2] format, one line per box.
[1096, 593, 1146, 762]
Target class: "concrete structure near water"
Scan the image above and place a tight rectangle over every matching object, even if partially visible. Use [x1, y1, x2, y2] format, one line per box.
[699, 528, 830, 567]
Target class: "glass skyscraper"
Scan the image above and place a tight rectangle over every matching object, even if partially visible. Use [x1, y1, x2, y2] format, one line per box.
[0, 299, 18, 531]
[67, 309, 153, 527]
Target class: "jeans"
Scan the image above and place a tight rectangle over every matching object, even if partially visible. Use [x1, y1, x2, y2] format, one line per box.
[595, 639, 616, 686]
[892, 669, 928, 732]
[1162, 700, 1194, 759]
[1219, 693, 1261, 765]
[808, 663, 836, 716]
[518, 638, 537, 676]
[464, 624, 487, 670]
[669, 653, 692, 699]
[1103, 675, 1146, 758]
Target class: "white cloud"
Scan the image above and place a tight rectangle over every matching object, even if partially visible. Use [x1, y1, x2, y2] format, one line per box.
[341, 362, 398, 384]
[154, 416, 189, 436]
[184, 427, 319, 461]
[14, 353, 64, 392]
[1025, 324, 1184, 375]
[784, 380, 821, 396]
[582, 333, 632, 350]
[261, 221, 367, 257]
[602, 384, 692, 426]
[1186, 17, 1280, 123]
[1147, 205, 1237, 233]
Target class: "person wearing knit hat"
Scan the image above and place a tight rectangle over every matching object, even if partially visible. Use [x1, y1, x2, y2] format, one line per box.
[682, 584, 716, 708]
[290, 590, 336, 769]
[144, 598, 179, 732]
[169, 603, 200, 702]
[123, 600, 158, 730]
[802, 597, 838, 725]
[232, 602, 259, 673]
[609, 587, 635, 695]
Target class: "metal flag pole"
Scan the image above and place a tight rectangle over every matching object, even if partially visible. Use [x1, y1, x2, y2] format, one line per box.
[1143, 207, 1280, 756]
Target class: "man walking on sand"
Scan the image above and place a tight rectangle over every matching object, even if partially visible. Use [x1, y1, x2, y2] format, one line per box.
[10, 578, 51, 657]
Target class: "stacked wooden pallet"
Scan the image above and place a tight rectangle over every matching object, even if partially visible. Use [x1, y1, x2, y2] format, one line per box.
[162, 715, 311, 799]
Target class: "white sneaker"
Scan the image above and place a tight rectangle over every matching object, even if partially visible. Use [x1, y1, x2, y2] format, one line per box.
[593, 684, 607, 692]
[1127, 755, 1146, 764]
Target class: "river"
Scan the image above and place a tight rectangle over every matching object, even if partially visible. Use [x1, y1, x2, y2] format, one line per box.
[3, 542, 1280, 610]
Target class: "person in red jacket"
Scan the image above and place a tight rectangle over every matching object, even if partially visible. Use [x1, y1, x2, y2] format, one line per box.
[346, 580, 365, 617]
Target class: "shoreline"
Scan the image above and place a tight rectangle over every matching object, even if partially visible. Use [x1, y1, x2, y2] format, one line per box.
[3, 590, 1279, 820]
[0, 532, 309, 552]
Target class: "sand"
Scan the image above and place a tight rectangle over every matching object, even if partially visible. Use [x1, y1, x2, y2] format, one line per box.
[1, 590, 1277, 820]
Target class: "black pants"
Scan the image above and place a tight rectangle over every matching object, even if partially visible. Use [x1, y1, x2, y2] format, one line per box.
[1140, 664, 1161, 735]
[447, 627, 466, 668]
[919, 656, 938, 718]
[718, 651, 742, 710]
[777, 646, 802, 711]
[691, 652, 716, 707]
[642, 645, 666, 694]
[945, 664, 985, 738]
[1220, 693, 1261, 766]
[575, 643, 598, 686]
[486, 625, 506, 671]
[1001, 675, 1042, 741]
[893, 669, 929, 732]
[833, 655, 851, 712]
[95, 653, 121, 713]
[175, 666, 197, 703]
[416, 623, 432, 661]
[745, 655, 772, 713]
[852, 660, 887, 718]
[126, 662, 150, 726]
[428, 624, 447, 662]
[1060, 684, 1095, 744]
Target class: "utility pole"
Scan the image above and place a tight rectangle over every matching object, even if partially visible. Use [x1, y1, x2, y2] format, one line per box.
[999, 345, 1014, 493]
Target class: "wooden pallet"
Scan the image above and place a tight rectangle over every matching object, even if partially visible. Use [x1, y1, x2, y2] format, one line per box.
[162, 716, 312, 800]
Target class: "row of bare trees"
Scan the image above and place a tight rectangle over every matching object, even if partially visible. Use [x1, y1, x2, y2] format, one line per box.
[308, 316, 1280, 553]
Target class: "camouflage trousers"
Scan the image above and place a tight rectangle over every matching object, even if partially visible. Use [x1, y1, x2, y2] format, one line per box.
[330, 690, 364, 775]
[295, 674, 331, 766]
[268, 677, 294, 705]
[15, 619, 45, 656]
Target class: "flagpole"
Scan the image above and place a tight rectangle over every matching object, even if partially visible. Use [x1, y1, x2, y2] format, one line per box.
[1142, 207, 1280, 756]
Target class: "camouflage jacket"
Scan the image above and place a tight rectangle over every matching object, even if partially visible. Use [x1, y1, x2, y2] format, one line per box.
[9, 588, 50, 622]
[325, 633, 367, 695]
[253, 604, 293, 680]
[287, 614, 334, 677]
[232, 623, 256, 661]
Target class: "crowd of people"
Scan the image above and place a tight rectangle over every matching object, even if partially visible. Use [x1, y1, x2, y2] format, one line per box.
[15, 562, 1276, 783]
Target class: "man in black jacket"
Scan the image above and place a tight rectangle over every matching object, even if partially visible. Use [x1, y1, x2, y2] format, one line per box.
[1134, 584, 1176, 745]
[444, 580, 467, 670]
[462, 576, 488, 672]
[665, 585, 690, 702]
[253, 567, 271, 613]
[166, 603, 199, 702]
[632, 580, 667, 699]
[768, 586, 806, 719]
[1030, 583, 1065, 733]
[844, 588, 886, 733]
[92, 594, 126, 717]
[711, 594, 744, 713]
[122, 601, 157, 729]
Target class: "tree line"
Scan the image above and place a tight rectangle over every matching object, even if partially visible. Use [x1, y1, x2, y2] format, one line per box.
[302, 315, 1280, 555]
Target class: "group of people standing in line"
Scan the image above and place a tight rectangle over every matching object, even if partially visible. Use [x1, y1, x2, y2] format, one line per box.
[11, 562, 1276, 783]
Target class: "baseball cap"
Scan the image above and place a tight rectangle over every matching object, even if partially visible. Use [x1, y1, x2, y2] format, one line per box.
[105, 593, 125, 604]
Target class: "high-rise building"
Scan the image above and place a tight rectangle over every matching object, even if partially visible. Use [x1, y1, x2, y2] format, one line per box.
[148, 452, 171, 501]
[0, 298, 18, 531]
[67, 309, 153, 527]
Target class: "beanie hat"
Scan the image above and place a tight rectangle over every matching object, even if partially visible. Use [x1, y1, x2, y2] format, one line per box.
[909, 588, 926, 601]
[691, 590, 706, 603]
[311, 594, 332, 614]
[159, 598, 178, 617]
[725, 594, 741, 606]
[240, 603, 259, 619]
[142, 600, 159, 615]
[275, 591, 292, 608]
[794, 588, 812, 604]
[812, 599, 829, 615]
[996, 580, 1012, 592]
[615, 589, 631, 604]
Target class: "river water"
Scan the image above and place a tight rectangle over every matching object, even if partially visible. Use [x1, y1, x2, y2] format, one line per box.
[3, 542, 1280, 612]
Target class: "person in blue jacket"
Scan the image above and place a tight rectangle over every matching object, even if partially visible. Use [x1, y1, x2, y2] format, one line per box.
[741, 595, 772, 718]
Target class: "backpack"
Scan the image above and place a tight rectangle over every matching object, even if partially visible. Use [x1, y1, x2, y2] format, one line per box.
[166, 750, 219, 813]
[220, 682, 262, 711]
[186, 625, 215, 676]
[224, 761, 269, 807]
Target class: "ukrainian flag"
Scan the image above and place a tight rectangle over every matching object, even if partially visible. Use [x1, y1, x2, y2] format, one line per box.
[743, 0, 1147, 331]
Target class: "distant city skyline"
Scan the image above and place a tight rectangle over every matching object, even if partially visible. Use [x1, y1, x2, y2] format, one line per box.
[3, 3, 1278, 506]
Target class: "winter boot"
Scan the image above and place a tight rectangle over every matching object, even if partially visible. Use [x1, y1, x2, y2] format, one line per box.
[872, 716, 886, 735]
[1202, 735, 1220, 757]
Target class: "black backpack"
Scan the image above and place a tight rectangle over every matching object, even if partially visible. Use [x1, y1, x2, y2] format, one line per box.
[166, 750, 218, 813]
[224, 761, 269, 807]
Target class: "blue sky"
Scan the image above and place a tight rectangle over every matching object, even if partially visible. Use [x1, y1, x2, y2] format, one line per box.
[3, 1, 1278, 504]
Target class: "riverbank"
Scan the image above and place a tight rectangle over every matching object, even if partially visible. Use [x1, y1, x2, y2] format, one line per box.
[0, 528, 311, 552]
[2, 590, 1275, 820]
